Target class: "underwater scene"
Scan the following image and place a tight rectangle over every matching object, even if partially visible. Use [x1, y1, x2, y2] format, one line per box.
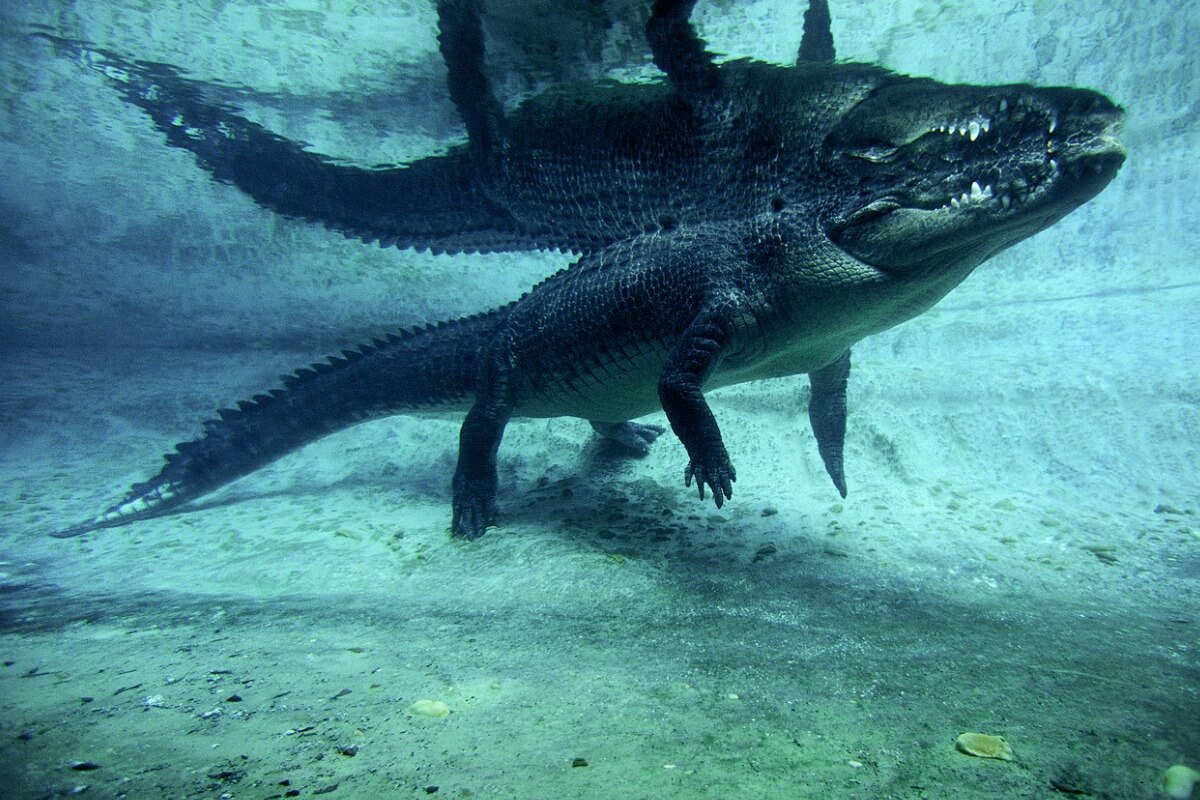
[0, 0, 1197, 797]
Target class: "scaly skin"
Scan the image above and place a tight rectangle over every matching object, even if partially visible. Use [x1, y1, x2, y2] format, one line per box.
[43, 2, 1125, 540]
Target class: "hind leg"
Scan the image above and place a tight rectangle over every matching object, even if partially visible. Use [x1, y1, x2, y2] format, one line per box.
[451, 350, 513, 540]
[589, 420, 666, 457]
[452, 404, 510, 539]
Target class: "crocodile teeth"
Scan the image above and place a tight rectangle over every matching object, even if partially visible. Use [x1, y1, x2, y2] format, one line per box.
[1048, 114, 1058, 134]
[1001, 194, 1012, 209]
[981, 118, 991, 133]
[1049, 158, 1059, 172]
[968, 120, 981, 141]
[999, 98, 1009, 112]
[967, 182, 995, 201]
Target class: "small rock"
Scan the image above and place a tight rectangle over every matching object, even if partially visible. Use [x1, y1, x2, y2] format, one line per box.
[208, 769, 242, 781]
[1162, 764, 1200, 800]
[313, 783, 339, 795]
[337, 745, 358, 757]
[1081, 544, 1119, 564]
[70, 761, 101, 771]
[572, 757, 588, 768]
[225, 694, 242, 702]
[761, 506, 778, 517]
[752, 543, 778, 562]
[423, 786, 439, 794]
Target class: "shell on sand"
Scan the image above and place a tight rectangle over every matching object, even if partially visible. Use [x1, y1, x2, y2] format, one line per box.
[408, 699, 451, 718]
[955, 732, 1014, 761]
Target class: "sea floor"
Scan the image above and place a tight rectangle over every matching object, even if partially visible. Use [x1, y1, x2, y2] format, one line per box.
[0, 347, 1197, 800]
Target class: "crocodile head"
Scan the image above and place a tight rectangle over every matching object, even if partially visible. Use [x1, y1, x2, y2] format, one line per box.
[820, 76, 1125, 278]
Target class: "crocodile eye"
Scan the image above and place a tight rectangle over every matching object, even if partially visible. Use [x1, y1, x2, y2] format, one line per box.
[848, 145, 900, 164]
[771, 197, 786, 212]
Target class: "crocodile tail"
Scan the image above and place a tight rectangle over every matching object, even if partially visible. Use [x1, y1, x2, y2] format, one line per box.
[49, 310, 504, 538]
[33, 33, 532, 254]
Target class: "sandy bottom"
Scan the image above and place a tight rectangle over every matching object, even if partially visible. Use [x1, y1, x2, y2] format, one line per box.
[1, 347, 1196, 800]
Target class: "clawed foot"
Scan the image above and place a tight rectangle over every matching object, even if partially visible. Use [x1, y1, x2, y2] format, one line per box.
[684, 447, 736, 509]
[593, 421, 667, 456]
[451, 477, 497, 540]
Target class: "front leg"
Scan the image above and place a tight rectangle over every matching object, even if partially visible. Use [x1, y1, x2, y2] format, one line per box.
[658, 305, 740, 508]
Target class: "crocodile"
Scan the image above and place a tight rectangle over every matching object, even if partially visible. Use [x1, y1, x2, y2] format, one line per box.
[45, 0, 1125, 540]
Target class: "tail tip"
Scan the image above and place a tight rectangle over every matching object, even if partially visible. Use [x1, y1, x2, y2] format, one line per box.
[47, 520, 100, 538]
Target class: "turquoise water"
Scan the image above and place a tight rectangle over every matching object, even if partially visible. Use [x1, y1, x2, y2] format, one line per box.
[1, 2, 1196, 798]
